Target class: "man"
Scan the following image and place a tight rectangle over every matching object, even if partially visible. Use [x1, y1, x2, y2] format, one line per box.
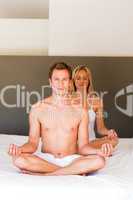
[8, 62, 113, 176]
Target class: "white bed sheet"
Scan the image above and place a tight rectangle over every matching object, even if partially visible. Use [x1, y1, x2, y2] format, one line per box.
[0, 134, 133, 200]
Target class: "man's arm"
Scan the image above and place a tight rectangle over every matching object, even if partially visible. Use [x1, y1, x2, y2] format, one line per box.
[78, 109, 113, 157]
[78, 109, 98, 155]
[8, 106, 40, 156]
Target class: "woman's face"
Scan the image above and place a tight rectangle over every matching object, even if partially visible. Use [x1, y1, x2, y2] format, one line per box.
[74, 69, 90, 92]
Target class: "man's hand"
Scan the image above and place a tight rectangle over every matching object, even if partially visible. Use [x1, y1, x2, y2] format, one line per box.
[97, 143, 114, 157]
[8, 144, 22, 156]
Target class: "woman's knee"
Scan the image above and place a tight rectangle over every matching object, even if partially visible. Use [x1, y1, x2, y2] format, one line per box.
[95, 155, 105, 169]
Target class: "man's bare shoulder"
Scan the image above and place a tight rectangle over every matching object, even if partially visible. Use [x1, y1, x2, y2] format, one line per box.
[30, 96, 52, 114]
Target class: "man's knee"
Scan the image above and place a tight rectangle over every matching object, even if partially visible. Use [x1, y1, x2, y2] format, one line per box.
[77, 155, 105, 170]
[13, 156, 28, 170]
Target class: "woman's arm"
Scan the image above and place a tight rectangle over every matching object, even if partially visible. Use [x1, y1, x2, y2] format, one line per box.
[95, 99, 118, 138]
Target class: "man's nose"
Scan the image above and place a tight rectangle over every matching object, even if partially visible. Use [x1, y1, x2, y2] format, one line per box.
[58, 80, 64, 87]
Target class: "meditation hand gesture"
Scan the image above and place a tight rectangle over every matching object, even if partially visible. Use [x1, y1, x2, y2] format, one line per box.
[106, 129, 118, 140]
[97, 143, 114, 157]
[8, 144, 22, 156]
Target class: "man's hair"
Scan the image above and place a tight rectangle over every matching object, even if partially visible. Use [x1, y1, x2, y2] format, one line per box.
[49, 62, 72, 79]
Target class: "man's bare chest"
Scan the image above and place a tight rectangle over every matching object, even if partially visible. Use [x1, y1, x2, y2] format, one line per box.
[39, 106, 82, 129]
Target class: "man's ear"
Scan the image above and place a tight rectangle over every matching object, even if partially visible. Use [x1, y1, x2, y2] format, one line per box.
[49, 78, 52, 87]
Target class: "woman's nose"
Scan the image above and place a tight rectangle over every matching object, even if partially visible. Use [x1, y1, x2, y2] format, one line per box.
[79, 80, 84, 85]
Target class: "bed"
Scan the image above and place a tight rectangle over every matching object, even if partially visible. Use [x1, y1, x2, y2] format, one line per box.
[0, 134, 133, 200]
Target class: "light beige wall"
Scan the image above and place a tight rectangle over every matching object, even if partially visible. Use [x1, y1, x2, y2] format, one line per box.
[49, 0, 133, 56]
[0, 0, 49, 18]
[0, 19, 49, 55]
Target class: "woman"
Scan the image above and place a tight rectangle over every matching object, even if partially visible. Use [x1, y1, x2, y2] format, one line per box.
[72, 65, 118, 149]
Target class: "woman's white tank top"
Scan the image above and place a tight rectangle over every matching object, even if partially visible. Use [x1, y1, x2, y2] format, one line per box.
[88, 107, 96, 141]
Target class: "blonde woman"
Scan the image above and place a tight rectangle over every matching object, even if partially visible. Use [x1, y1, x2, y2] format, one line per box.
[72, 65, 118, 149]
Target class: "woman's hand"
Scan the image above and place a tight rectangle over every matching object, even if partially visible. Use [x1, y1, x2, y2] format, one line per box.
[106, 129, 118, 140]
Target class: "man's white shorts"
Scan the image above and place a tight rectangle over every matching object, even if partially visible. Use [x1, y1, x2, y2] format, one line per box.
[35, 152, 81, 167]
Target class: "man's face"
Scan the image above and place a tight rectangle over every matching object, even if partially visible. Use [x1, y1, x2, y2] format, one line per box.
[49, 69, 71, 96]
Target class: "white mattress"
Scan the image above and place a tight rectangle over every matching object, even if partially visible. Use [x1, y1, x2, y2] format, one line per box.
[0, 134, 133, 200]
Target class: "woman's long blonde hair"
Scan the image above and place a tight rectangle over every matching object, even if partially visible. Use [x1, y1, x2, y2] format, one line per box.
[72, 65, 94, 94]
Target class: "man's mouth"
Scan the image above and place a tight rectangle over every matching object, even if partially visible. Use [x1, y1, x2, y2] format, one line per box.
[57, 88, 64, 90]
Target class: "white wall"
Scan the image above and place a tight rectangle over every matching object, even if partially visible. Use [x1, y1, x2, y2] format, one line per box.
[49, 0, 133, 56]
[0, 19, 49, 55]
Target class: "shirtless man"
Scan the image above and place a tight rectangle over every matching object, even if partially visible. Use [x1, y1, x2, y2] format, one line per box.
[8, 62, 113, 176]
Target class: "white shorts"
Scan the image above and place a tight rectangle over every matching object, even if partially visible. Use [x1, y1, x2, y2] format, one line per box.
[35, 152, 81, 167]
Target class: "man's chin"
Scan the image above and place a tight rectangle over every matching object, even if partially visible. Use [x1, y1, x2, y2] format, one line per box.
[56, 90, 68, 96]
[58, 92, 67, 96]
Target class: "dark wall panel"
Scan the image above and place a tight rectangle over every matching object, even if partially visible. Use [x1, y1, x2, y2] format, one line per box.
[0, 56, 132, 137]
